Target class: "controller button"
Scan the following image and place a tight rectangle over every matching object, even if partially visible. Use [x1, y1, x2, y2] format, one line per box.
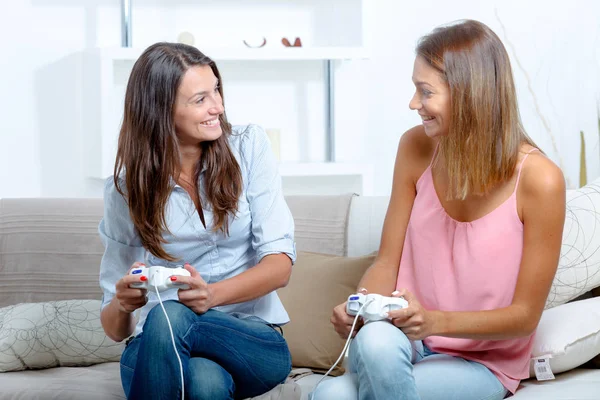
[132, 269, 142, 274]
[140, 276, 148, 281]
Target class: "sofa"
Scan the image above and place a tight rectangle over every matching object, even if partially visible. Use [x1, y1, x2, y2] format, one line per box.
[1, 187, 599, 399]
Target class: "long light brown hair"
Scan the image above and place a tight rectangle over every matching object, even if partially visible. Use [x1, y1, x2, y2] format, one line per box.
[417, 20, 537, 199]
[114, 42, 242, 261]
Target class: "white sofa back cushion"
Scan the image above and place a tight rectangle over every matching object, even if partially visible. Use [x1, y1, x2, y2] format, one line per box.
[347, 196, 389, 257]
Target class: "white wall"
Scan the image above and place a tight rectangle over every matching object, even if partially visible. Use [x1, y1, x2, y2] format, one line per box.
[0, 0, 599, 197]
[359, 0, 600, 195]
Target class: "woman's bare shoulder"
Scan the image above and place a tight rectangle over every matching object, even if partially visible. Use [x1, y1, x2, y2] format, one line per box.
[397, 125, 436, 174]
[519, 147, 566, 202]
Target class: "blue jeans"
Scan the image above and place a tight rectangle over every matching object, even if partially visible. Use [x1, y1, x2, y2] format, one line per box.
[120, 301, 292, 400]
[312, 321, 508, 400]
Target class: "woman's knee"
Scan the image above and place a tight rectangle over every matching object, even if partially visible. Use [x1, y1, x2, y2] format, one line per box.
[311, 374, 358, 400]
[143, 300, 193, 336]
[187, 358, 234, 400]
[350, 321, 413, 367]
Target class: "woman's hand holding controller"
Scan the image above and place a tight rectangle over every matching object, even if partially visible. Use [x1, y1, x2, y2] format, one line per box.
[331, 288, 368, 339]
[388, 288, 437, 341]
[176, 263, 214, 315]
[114, 261, 148, 314]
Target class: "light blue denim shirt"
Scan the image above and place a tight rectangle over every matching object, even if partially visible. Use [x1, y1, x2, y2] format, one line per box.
[98, 124, 296, 335]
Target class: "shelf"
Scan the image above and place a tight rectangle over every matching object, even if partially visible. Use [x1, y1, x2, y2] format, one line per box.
[278, 162, 371, 177]
[91, 46, 369, 62]
[82, 44, 370, 180]
[278, 162, 374, 195]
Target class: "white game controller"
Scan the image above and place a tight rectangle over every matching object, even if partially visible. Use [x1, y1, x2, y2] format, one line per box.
[346, 293, 409, 322]
[129, 265, 191, 292]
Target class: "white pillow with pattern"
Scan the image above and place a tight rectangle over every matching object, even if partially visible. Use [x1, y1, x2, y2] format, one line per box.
[0, 299, 123, 372]
[546, 178, 600, 308]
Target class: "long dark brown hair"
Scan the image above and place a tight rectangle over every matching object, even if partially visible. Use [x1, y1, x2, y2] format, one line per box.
[417, 20, 538, 199]
[114, 42, 242, 261]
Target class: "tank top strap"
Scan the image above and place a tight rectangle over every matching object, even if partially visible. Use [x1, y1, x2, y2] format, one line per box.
[514, 148, 540, 193]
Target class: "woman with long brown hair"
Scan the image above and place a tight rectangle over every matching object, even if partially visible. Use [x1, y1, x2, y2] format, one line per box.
[314, 20, 566, 400]
[98, 42, 295, 399]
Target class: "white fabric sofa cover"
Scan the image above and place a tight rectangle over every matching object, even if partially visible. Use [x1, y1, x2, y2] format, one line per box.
[0, 195, 598, 399]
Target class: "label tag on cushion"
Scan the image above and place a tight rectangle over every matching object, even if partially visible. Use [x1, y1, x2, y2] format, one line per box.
[533, 356, 555, 381]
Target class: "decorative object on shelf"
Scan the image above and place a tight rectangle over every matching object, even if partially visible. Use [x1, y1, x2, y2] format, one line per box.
[177, 31, 195, 46]
[243, 37, 267, 48]
[265, 129, 281, 161]
[282, 37, 302, 47]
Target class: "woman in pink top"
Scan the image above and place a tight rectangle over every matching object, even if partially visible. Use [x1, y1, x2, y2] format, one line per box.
[313, 20, 566, 400]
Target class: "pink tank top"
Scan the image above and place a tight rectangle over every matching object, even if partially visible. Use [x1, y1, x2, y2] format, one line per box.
[396, 148, 539, 393]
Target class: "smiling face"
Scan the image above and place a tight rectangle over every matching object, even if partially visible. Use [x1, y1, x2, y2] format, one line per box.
[409, 55, 451, 138]
[173, 65, 224, 146]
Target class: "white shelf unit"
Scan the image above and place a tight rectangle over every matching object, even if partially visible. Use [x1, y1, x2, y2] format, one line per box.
[83, 0, 373, 195]
[100, 46, 370, 62]
[279, 163, 373, 195]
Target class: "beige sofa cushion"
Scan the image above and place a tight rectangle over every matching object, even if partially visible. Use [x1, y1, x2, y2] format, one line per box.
[0, 199, 105, 308]
[285, 194, 355, 256]
[277, 251, 375, 376]
[0, 195, 354, 309]
[0, 362, 125, 399]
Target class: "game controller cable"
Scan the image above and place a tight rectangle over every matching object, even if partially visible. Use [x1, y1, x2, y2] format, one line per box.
[312, 297, 374, 394]
[130, 265, 189, 400]
[154, 280, 185, 400]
